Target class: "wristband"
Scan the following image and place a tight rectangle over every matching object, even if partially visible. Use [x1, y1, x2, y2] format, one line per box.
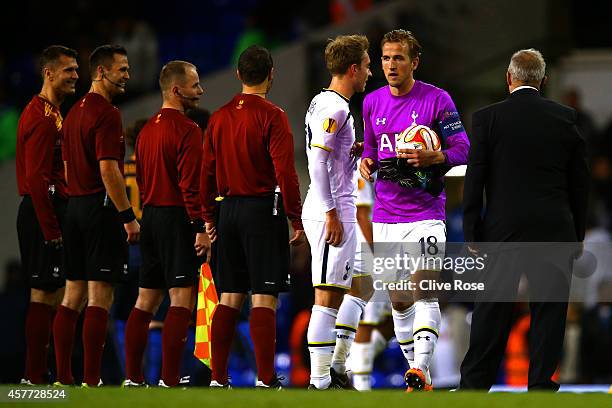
[119, 207, 136, 224]
[190, 218, 205, 233]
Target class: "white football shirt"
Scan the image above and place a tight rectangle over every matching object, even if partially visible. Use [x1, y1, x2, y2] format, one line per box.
[302, 89, 357, 223]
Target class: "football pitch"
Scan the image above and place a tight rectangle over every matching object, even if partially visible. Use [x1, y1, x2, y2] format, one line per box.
[4, 388, 611, 408]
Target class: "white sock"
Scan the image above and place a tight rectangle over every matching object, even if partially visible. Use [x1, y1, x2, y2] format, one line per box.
[332, 295, 367, 374]
[392, 305, 416, 368]
[371, 328, 389, 357]
[308, 305, 338, 389]
[413, 299, 441, 371]
[350, 341, 373, 391]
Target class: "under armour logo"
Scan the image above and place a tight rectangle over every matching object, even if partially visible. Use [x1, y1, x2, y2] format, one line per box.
[411, 111, 419, 125]
[416, 335, 431, 341]
[376, 117, 386, 125]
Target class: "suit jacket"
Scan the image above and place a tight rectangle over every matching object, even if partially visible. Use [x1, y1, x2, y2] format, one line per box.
[463, 88, 589, 242]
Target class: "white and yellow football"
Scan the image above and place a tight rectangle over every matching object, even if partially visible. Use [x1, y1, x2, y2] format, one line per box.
[396, 124, 441, 152]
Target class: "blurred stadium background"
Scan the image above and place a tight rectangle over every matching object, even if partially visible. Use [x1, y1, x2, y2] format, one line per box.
[1, 0, 612, 390]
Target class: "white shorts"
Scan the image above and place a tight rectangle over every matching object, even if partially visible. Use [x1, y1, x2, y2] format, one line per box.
[373, 219, 446, 281]
[303, 220, 357, 289]
[354, 240, 372, 276]
[360, 296, 392, 325]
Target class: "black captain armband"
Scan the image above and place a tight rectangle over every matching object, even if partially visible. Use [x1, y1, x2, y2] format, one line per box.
[190, 219, 205, 233]
[119, 207, 136, 224]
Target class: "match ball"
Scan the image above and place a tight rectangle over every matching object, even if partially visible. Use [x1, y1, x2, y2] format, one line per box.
[396, 124, 441, 152]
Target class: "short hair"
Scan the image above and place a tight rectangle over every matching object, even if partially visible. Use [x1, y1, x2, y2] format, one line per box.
[508, 49, 546, 84]
[39, 45, 78, 78]
[89, 44, 127, 79]
[381, 29, 422, 60]
[325, 35, 369, 76]
[237, 45, 273, 86]
[159, 60, 197, 92]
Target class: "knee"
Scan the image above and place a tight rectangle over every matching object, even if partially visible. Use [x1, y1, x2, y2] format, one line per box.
[392, 301, 413, 312]
[135, 291, 164, 314]
[358, 284, 375, 302]
[62, 283, 87, 311]
[220, 292, 247, 310]
[169, 286, 197, 309]
[315, 288, 345, 310]
[30, 288, 58, 306]
[251, 294, 278, 310]
[87, 284, 114, 310]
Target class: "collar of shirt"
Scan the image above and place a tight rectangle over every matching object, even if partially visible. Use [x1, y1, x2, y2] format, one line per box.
[511, 85, 539, 93]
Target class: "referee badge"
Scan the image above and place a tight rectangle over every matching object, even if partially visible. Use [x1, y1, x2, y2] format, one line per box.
[322, 118, 337, 133]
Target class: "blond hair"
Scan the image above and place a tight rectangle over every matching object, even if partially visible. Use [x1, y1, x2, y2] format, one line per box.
[325, 34, 369, 75]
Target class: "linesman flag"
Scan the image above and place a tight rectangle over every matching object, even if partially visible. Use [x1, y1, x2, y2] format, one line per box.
[194, 263, 218, 367]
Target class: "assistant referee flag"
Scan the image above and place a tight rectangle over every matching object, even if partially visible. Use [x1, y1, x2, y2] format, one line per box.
[194, 263, 218, 367]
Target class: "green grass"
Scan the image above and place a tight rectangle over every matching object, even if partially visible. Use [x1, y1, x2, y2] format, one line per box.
[3, 387, 611, 408]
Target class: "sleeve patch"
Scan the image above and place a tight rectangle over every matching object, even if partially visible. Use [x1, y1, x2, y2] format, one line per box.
[323, 118, 338, 133]
[438, 111, 465, 140]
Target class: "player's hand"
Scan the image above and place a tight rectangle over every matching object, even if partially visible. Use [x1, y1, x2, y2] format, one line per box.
[397, 148, 444, 168]
[360, 158, 376, 182]
[289, 229, 306, 246]
[325, 209, 344, 247]
[124, 219, 140, 244]
[195, 232, 211, 262]
[350, 141, 364, 158]
[206, 222, 217, 243]
[47, 237, 63, 250]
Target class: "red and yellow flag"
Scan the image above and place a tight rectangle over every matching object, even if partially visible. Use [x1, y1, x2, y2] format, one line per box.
[194, 263, 218, 367]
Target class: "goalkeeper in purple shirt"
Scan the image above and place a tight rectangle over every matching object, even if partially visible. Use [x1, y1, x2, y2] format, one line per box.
[359, 29, 469, 391]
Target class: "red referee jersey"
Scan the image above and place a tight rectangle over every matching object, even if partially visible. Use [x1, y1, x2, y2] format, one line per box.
[201, 93, 303, 231]
[16, 95, 68, 241]
[62, 92, 125, 196]
[136, 108, 203, 221]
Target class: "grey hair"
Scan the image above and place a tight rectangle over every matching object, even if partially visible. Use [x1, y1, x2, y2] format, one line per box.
[508, 48, 546, 83]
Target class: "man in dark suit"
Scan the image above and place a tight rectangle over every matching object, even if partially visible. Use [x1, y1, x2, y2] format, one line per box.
[459, 49, 589, 391]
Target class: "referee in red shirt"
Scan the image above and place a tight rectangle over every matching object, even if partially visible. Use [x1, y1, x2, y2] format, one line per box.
[123, 60, 207, 388]
[53, 45, 140, 387]
[16, 45, 78, 385]
[201, 45, 305, 389]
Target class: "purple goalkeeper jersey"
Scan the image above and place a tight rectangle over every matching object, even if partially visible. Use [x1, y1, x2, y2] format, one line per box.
[363, 81, 470, 223]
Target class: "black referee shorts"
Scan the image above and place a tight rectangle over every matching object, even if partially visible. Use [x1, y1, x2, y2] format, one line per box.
[216, 194, 290, 294]
[64, 192, 128, 283]
[16, 195, 67, 291]
[139, 206, 200, 289]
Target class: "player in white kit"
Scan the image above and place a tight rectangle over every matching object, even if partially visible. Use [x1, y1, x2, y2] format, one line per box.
[346, 172, 394, 391]
[302, 35, 372, 390]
